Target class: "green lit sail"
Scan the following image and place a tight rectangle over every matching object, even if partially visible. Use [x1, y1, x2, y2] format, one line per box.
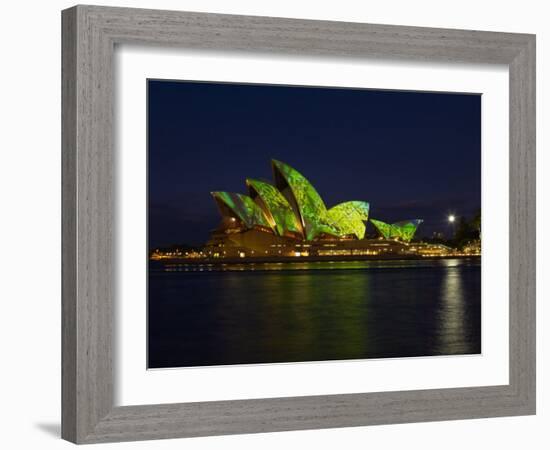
[370, 219, 393, 239]
[211, 160, 422, 243]
[246, 178, 303, 237]
[272, 160, 338, 240]
[392, 220, 423, 242]
[211, 191, 270, 229]
[327, 201, 370, 239]
[370, 218, 423, 242]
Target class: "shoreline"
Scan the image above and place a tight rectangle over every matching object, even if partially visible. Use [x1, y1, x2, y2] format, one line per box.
[150, 254, 481, 265]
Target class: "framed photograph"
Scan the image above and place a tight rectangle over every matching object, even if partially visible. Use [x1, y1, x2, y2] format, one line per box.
[62, 5, 535, 444]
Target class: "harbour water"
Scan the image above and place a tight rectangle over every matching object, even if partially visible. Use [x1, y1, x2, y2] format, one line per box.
[148, 258, 481, 368]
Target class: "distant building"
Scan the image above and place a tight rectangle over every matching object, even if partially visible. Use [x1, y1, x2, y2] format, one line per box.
[204, 160, 423, 258]
[407, 243, 452, 257]
[462, 240, 481, 255]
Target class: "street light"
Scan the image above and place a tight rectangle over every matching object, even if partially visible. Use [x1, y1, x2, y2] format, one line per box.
[447, 214, 457, 244]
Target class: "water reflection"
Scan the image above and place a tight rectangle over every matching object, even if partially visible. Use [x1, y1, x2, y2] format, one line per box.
[148, 258, 481, 368]
[436, 260, 481, 355]
[158, 259, 468, 273]
[437, 266, 465, 354]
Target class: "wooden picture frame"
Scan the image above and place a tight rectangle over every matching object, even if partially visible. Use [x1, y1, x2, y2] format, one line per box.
[62, 5, 535, 444]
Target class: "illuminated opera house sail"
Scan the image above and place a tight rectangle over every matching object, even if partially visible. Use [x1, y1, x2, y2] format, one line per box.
[206, 160, 423, 258]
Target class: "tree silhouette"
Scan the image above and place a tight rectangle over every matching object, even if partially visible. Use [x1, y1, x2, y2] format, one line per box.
[452, 210, 481, 249]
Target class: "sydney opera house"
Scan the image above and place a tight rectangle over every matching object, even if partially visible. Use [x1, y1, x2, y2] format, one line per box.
[202, 160, 425, 259]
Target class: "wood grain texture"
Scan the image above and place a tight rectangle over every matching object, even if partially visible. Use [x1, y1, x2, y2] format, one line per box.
[61, 7, 77, 443]
[61, 4, 536, 444]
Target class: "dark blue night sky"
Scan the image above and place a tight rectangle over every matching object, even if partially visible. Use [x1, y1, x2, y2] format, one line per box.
[148, 80, 481, 248]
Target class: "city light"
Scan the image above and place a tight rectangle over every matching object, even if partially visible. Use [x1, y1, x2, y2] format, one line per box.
[149, 161, 483, 262]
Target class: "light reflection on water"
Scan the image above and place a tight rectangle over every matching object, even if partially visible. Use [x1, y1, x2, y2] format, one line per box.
[158, 259, 470, 272]
[437, 265, 468, 354]
[148, 258, 481, 368]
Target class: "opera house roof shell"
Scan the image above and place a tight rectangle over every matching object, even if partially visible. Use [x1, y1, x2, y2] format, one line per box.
[212, 160, 422, 242]
[370, 219, 424, 243]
